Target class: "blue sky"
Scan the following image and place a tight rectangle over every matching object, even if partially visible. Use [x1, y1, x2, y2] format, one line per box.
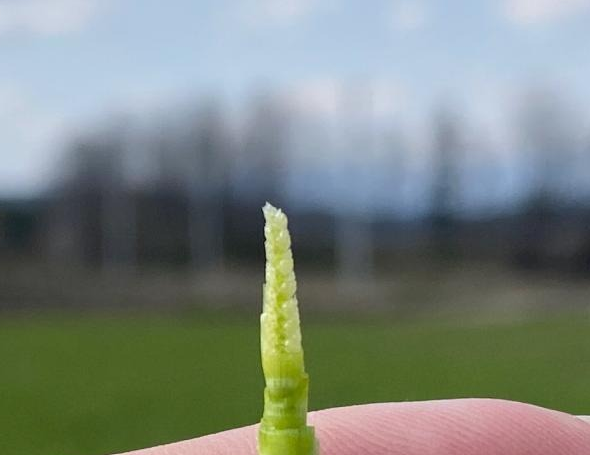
[1, 0, 590, 197]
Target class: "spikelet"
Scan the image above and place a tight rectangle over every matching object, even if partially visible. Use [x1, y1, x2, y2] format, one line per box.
[262, 203, 302, 356]
[258, 203, 317, 455]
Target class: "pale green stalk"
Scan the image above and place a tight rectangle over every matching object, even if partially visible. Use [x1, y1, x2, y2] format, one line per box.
[258, 203, 317, 455]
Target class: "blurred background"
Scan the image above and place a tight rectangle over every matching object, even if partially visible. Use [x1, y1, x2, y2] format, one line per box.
[2, 0, 590, 454]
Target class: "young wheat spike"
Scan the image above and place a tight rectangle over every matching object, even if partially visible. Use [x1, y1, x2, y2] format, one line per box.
[258, 203, 317, 455]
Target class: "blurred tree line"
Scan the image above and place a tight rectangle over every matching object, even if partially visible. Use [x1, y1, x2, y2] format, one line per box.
[1, 86, 590, 276]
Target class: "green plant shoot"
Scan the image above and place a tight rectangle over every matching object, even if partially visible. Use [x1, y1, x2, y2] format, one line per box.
[258, 203, 317, 455]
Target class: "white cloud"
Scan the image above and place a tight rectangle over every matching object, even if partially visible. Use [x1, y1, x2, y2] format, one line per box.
[370, 80, 409, 118]
[283, 78, 342, 117]
[239, 0, 326, 27]
[282, 78, 408, 121]
[503, 0, 590, 25]
[0, 85, 67, 195]
[390, 1, 429, 31]
[0, 0, 103, 36]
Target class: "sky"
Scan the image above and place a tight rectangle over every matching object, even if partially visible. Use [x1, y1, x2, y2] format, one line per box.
[1, 0, 590, 197]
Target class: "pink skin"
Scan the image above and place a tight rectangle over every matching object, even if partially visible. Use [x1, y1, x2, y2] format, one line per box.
[118, 399, 590, 455]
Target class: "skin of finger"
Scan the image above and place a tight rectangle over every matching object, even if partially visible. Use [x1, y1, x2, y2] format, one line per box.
[116, 399, 590, 455]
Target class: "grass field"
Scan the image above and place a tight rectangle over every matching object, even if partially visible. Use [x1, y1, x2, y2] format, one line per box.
[1, 312, 590, 455]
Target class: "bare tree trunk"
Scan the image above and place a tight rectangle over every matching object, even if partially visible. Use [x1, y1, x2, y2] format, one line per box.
[101, 188, 136, 272]
[429, 105, 461, 264]
[335, 84, 376, 288]
[188, 191, 224, 271]
[46, 193, 84, 265]
[336, 214, 373, 283]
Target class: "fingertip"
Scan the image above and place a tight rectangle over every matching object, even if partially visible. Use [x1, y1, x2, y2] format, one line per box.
[309, 399, 590, 455]
[118, 399, 590, 455]
[119, 425, 257, 455]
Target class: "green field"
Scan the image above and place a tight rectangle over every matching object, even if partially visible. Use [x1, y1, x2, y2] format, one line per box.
[1, 313, 589, 455]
